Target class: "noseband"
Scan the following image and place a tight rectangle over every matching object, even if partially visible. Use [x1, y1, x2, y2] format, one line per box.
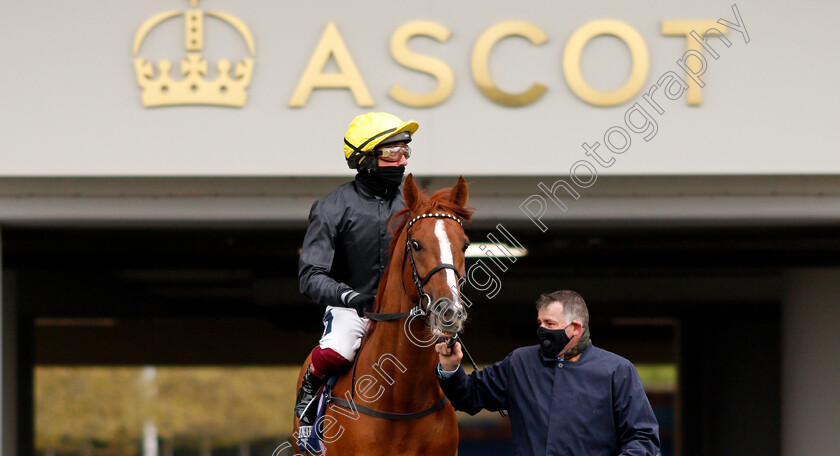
[364, 212, 464, 322]
[404, 212, 463, 315]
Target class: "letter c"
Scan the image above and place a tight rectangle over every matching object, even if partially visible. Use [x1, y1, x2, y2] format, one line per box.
[471, 21, 548, 107]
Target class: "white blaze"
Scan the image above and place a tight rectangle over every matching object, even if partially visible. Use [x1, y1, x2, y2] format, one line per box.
[434, 219, 462, 309]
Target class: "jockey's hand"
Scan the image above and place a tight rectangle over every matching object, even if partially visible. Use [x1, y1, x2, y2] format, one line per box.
[347, 292, 375, 318]
[435, 340, 463, 372]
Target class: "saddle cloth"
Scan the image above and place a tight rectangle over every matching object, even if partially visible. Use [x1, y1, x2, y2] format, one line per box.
[296, 376, 339, 454]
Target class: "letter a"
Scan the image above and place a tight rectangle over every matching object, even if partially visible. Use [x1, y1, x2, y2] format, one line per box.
[289, 22, 374, 107]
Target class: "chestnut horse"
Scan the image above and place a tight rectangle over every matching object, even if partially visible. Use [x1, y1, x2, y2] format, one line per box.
[291, 174, 473, 455]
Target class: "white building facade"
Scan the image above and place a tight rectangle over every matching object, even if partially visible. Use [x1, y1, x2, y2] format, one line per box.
[2, 1, 839, 455]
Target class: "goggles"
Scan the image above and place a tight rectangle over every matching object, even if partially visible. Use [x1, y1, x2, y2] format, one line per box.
[377, 144, 412, 161]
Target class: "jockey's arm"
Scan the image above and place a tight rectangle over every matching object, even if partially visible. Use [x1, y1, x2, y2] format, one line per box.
[298, 199, 353, 307]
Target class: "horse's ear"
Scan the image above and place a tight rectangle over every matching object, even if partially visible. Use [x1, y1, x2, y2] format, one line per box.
[403, 173, 421, 211]
[450, 176, 468, 208]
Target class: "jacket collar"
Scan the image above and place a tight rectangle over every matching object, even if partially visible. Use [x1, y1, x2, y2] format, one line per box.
[539, 343, 592, 364]
[353, 178, 403, 200]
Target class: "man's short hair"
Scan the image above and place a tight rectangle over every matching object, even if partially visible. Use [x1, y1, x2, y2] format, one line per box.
[535, 290, 590, 328]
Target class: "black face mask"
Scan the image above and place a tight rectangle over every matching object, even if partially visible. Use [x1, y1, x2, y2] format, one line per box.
[537, 325, 572, 358]
[377, 166, 405, 189]
[355, 166, 404, 197]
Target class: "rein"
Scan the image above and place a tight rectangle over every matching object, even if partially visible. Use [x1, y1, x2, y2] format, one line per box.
[329, 212, 464, 420]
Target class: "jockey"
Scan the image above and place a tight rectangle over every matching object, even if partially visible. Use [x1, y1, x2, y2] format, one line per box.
[295, 112, 418, 426]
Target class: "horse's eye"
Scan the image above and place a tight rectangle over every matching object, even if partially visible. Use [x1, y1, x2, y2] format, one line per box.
[411, 239, 422, 251]
[462, 240, 470, 252]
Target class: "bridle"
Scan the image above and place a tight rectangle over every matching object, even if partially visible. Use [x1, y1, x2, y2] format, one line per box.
[350, 210, 510, 418]
[405, 212, 464, 314]
[328, 212, 466, 421]
[365, 211, 464, 322]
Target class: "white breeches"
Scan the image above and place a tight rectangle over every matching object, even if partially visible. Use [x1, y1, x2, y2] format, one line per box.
[318, 306, 369, 361]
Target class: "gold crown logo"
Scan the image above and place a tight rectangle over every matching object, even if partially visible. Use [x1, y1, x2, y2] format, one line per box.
[133, 0, 255, 108]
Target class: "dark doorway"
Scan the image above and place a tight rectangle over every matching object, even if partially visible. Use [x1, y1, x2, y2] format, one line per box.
[5, 226, 799, 456]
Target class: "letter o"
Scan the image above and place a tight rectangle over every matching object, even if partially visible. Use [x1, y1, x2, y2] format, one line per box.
[569, 160, 598, 188]
[403, 314, 437, 348]
[603, 126, 632, 154]
[563, 19, 649, 106]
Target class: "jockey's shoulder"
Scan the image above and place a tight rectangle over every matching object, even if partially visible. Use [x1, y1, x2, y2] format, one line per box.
[313, 181, 356, 207]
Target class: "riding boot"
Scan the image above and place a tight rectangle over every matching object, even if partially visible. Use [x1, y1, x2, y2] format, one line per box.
[294, 366, 325, 425]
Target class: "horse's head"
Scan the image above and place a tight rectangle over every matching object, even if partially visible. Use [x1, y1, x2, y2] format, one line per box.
[399, 174, 472, 337]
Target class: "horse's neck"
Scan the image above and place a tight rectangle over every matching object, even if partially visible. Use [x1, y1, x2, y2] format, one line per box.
[353, 257, 442, 410]
[362, 307, 439, 387]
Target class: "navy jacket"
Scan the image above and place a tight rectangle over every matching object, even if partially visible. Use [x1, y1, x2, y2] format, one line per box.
[298, 181, 404, 307]
[438, 344, 660, 456]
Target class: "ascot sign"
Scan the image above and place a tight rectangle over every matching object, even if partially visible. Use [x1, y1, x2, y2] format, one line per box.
[134, 0, 741, 109]
[133, 0, 256, 107]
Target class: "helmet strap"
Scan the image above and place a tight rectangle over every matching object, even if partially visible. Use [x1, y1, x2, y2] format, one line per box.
[358, 156, 378, 173]
[344, 127, 398, 169]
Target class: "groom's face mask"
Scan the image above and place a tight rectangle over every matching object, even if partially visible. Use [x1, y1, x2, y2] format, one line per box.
[537, 325, 573, 358]
[536, 303, 580, 357]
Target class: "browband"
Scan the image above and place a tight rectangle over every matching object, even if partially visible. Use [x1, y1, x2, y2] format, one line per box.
[407, 212, 463, 230]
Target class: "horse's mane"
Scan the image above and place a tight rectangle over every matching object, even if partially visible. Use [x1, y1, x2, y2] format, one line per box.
[371, 186, 474, 313]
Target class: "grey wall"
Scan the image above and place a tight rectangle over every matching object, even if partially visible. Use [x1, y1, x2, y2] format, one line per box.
[783, 269, 840, 456]
[0, 0, 837, 176]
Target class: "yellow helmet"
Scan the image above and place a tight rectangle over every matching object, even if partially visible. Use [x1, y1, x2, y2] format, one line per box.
[344, 112, 419, 169]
